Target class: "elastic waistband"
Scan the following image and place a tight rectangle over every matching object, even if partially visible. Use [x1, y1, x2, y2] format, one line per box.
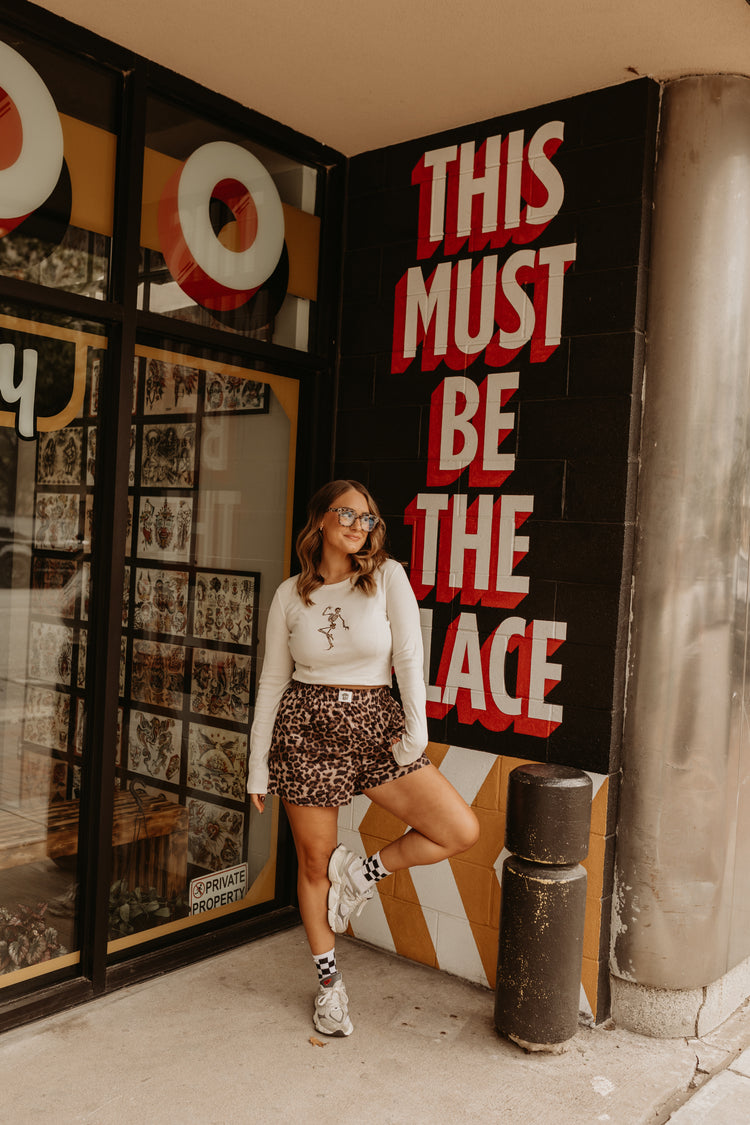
[288, 681, 389, 696]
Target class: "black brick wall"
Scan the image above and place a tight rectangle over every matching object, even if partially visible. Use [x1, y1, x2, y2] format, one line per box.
[336, 79, 659, 775]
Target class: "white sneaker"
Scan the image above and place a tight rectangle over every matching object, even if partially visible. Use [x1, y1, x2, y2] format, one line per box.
[313, 972, 353, 1037]
[327, 844, 374, 934]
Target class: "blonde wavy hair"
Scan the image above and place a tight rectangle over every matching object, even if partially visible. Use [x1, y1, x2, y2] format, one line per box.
[296, 480, 388, 605]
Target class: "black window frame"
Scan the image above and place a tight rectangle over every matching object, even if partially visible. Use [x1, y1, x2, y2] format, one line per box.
[0, 0, 344, 1032]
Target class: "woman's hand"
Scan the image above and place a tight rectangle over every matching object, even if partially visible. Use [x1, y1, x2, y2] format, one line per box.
[250, 794, 267, 814]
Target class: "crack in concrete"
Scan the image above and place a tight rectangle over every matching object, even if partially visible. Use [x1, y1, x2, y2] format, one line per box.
[694, 985, 708, 1038]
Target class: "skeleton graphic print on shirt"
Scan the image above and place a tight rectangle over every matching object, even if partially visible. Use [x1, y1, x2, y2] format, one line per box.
[318, 605, 348, 650]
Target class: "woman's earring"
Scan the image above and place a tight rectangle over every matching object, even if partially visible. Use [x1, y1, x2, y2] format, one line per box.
[319, 526, 323, 532]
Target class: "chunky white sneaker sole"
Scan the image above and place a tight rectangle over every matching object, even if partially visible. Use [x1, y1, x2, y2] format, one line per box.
[327, 844, 374, 934]
[313, 976, 354, 1037]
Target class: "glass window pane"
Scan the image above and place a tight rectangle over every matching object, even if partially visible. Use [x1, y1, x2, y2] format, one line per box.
[0, 306, 106, 987]
[139, 95, 320, 351]
[0, 27, 118, 299]
[109, 341, 297, 954]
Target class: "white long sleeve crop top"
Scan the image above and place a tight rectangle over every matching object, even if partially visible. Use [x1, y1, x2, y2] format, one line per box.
[246, 558, 428, 795]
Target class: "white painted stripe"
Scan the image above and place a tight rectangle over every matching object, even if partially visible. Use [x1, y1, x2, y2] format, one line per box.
[337, 826, 367, 860]
[435, 913, 489, 987]
[348, 888, 397, 953]
[586, 770, 607, 800]
[410, 859, 466, 916]
[350, 794, 372, 832]
[439, 744, 496, 805]
[579, 981, 594, 1020]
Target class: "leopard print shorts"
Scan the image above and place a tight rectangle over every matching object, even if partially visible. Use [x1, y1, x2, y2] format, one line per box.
[268, 681, 430, 807]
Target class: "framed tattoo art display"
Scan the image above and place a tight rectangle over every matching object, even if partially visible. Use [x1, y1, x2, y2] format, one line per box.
[143, 358, 200, 417]
[135, 496, 194, 562]
[186, 724, 248, 802]
[20, 332, 101, 806]
[204, 372, 268, 415]
[193, 570, 256, 648]
[132, 567, 189, 635]
[118, 347, 265, 884]
[120, 559, 260, 882]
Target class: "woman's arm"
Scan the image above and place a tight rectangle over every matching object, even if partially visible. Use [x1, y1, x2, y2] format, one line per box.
[384, 561, 429, 763]
[246, 585, 294, 799]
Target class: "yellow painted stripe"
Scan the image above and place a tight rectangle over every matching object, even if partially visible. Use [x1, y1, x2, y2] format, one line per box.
[0, 950, 80, 989]
[380, 887, 437, 968]
[424, 741, 450, 769]
[60, 113, 117, 237]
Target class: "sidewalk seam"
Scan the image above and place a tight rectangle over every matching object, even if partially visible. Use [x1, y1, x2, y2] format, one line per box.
[654, 1037, 746, 1123]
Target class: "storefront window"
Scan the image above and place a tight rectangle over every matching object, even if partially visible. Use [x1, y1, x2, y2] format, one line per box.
[0, 28, 117, 299]
[0, 10, 333, 1022]
[0, 308, 106, 987]
[109, 341, 297, 954]
[139, 96, 320, 351]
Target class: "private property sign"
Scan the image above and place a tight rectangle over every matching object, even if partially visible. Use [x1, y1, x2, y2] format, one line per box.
[189, 863, 248, 914]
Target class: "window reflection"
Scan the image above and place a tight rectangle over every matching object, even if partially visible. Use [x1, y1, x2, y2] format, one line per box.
[109, 345, 296, 949]
[0, 319, 103, 982]
[0, 28, 116, 300]
[139, 97, 320, 352]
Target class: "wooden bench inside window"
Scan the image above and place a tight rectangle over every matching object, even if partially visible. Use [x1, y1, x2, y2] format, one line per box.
[0, 790, 188, 900]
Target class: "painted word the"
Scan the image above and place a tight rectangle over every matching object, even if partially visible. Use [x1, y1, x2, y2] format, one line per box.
[406, 491, 532, 606]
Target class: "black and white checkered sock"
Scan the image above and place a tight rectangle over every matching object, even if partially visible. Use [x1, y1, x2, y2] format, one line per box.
[313, 948, 338, 984]
[362, 851, 391, 884]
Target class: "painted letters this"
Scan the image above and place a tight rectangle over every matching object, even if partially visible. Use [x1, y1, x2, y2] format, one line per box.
[412, 120, 565, 260]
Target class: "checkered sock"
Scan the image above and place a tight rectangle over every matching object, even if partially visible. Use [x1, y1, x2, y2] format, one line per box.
[313, 948, 338, 985]
[362, 851, 391, 885]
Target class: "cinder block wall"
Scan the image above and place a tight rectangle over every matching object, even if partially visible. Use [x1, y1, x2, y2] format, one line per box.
[336, 80, 658, 1019]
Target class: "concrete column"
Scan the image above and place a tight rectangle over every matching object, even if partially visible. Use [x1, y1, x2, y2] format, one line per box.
[612, 75, 750, 1034]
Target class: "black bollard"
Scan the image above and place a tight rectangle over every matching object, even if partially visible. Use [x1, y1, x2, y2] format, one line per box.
[494, 763, 592, 1052]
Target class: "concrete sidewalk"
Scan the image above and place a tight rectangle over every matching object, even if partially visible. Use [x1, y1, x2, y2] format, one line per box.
[1, 928, 749, 1124]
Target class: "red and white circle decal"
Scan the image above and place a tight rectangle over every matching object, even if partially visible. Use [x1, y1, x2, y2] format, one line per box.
[158, 140, 285, 312]
[0, 40, 64, 237]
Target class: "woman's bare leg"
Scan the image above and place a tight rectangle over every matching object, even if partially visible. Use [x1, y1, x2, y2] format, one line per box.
[363, 763, 479, 872]
[283, 801, 340, 954]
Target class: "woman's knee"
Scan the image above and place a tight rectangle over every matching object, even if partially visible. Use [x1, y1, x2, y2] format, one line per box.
[449, 807, 481, 855]
[296, 848, 330, 884]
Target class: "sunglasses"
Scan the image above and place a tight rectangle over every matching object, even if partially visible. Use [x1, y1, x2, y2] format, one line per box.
[327, 506, 379, 533]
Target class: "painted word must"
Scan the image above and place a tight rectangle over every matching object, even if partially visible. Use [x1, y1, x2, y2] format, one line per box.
[392, 242, 576, 372]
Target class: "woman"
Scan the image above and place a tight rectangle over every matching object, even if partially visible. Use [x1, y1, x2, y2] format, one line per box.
[247, 480, 479, 1037]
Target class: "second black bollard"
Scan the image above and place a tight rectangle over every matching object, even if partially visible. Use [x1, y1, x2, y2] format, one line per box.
[494, 763, 592, 1052]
